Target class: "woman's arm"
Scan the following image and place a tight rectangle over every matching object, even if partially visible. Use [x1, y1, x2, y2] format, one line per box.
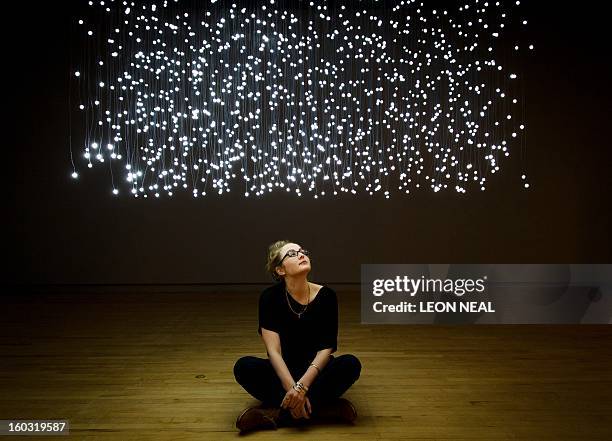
[297, 347, 333, 388]
[285, 348, 333, 419]
[260, 328, 295, 392]
[261, 328, 311, 415]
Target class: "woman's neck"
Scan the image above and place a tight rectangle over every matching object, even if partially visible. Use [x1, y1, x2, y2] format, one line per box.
[284, 277, 310, 302]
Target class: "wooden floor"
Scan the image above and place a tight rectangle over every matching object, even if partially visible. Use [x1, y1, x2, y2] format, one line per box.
[1, 291, 611, 440]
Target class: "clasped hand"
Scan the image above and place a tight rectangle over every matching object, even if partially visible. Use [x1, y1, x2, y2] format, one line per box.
[281, 388, 312, 419]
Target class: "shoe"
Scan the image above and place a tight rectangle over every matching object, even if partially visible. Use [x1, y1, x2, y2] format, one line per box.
[313, 398, 357, 423]
[235, 405, 281, 433]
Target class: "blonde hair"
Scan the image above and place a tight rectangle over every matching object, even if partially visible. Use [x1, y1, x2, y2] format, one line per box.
[266, 240, 292, 281]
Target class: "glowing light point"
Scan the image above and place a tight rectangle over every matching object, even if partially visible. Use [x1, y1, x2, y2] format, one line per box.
[71, 172, 79, 179]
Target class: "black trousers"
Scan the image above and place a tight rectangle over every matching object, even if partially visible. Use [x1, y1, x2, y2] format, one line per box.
[234, 354, 361, 408]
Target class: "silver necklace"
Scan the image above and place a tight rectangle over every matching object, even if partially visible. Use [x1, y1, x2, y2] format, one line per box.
[285, 283, 311, 319]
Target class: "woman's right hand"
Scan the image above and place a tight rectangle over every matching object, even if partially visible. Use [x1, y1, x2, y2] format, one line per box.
[281, 387, 306, 413]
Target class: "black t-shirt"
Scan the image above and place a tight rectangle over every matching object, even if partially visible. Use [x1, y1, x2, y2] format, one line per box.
[258, 281, 338, 371]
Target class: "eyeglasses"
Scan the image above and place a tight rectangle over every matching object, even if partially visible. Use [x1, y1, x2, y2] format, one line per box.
[279, 248, 310, 265]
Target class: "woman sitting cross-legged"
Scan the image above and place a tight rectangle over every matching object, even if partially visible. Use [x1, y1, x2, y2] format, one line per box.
[233, 240, 362, 433]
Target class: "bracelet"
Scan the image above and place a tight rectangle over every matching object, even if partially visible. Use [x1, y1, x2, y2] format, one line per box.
[292, 385, 305, 394]
[293, 382, 309, 394]
[309, 362, 321, 373]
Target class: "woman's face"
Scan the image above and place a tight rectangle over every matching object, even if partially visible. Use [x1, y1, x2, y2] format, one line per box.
[276, 243, 311, 279]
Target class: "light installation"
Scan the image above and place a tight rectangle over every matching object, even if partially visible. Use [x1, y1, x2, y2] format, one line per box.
[71, 0, 532, 198]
